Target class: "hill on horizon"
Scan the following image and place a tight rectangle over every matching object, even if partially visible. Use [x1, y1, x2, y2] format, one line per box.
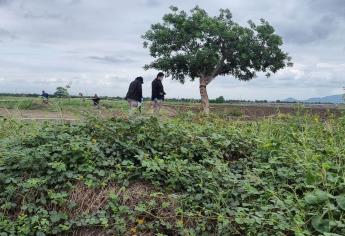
[284, 94, 344, 104]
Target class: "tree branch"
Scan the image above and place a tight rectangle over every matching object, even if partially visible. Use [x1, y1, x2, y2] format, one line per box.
[206, 58, 224, 85]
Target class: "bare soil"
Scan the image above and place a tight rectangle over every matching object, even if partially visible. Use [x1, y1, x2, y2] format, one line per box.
[163, 103, 343, 120]
[0, 108, 78, 121]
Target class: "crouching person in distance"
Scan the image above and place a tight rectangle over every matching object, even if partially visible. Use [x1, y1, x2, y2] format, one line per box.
[151, 72, 166, 115]
[125, 76, 144, 114]
[41, 90, 49, 104]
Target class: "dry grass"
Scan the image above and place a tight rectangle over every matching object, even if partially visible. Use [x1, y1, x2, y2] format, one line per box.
[4, 181, 182, 235]
[63, 182, 118, 219]
[57, 181, 181, 235]
[115, 182, 180, 235]
[67, 228, 112, 236]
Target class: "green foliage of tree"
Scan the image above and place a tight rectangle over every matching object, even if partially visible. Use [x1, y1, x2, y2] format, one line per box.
[54, 87, 69, 98]
[215, 96, 225, 103]
[143, 6, 292, 113]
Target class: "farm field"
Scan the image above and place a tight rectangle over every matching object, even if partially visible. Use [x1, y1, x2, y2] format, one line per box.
[0, 96, 343, 121]
[0, 97, 345, 235]
[1, 0, 345, 235]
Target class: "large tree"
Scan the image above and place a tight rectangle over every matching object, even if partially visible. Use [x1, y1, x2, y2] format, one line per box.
[143, 6, 292, 113]
[54, 87, 69, 98]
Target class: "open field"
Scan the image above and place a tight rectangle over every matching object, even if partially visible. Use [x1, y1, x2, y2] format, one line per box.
[0, 96, 343, 121]
[1, 97, 345, 235]
[164, 103, 343, 120]
[1, 0, 344, 234]
[0, 97, 127, 121]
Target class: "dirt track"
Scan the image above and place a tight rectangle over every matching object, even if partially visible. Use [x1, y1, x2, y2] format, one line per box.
[0, 108, 78, 121]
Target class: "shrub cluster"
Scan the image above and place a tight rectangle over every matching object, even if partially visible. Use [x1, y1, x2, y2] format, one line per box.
[0, 114, 345, 235]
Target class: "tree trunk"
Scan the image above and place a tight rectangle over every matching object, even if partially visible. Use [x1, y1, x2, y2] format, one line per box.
[199, 77, 210, 114]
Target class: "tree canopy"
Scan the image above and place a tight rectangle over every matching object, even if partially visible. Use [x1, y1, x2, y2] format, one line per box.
[143, 6, 292, 113]
[143, 6, 292, 83]
[54, 87, 69, 98]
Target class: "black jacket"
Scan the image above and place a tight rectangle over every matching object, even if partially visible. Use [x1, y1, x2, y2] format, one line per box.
[151, 78, 165, 100]
[125, 77, 143, 102]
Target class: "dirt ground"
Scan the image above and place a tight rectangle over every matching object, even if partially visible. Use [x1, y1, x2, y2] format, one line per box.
[0, 108, 78, 121]
[238, 105, 342, 119]
[163, 103, 343, 120]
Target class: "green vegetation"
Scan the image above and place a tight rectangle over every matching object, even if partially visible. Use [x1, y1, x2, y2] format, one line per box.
[0, 97, 127, 114]
[0, 99, 34, 110]
[1, 112, 345, 235]
[54, 87, 69, 98]
[214, 96, 225, 104]
[220, 107, 244, 118]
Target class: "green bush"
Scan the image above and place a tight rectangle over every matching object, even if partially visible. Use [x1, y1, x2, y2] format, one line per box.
[0, 114, 345, 235]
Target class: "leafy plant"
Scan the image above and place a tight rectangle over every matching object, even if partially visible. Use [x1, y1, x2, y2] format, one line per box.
[0, 113, 345, 235]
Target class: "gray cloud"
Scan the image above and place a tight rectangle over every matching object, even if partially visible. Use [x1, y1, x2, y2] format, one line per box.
[308, 0, 345, 18]
[144, 0, 161, 7]
[0, 0, 10, 6]
[88, 56, 136, 64]
[281, 15, 338, 44]
[0, 0, 344, 100]
[23, 11, 65, 20]
[0, 28, 16, 41]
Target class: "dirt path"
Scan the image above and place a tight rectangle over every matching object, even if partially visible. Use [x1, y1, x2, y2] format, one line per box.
[0, 108, 78, 121]
[162, 105, 178, 117]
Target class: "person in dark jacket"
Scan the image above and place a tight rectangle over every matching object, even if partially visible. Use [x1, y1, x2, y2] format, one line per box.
[92, 94, 100, 107]
[151, 72, 166, 115]
[125, 76, 144, 112]
[41, 91, 49, 104]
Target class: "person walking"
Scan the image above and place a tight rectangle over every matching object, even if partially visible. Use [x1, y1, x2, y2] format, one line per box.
[151, 72, 166, 115]
[125, 76, 144, 114]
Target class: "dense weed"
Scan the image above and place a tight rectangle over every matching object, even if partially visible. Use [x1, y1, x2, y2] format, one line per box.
[0, 114, 345, 235]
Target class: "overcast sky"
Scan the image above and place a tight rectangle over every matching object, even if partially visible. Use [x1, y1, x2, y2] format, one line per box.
[0, 0, 344, 100]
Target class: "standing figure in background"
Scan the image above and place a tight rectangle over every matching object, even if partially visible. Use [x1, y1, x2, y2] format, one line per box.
[151, 72, 166, 115]
[92, 94, 101, 108]
[125, 76, 144, 114]
[79, 92, 85, 102]
[41, 90, 49, 104]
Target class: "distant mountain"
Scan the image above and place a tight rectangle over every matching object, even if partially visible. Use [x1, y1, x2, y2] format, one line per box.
[284, 97, 299, 103]
[284, 94, 344, 104]
[304, 95, 344, 104]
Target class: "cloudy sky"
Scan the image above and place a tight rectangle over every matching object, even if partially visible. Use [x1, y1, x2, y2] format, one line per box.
[0, 0, 344, 100]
